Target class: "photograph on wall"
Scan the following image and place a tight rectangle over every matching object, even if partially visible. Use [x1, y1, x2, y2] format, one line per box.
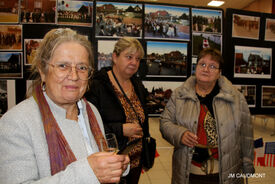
[232, 14, 260, 40]
[144, 4, 190, 41]
[95, 1, 142, 37]
[265, 18, 275, 41]
[0, 25, 22, 51]
[0, 80, 8, 116]
[24, 39, 43, 65]
[234, 45, 272, 79]
[192, 8, 222, 34]
[191, 57, 197, 75]
[261, 86, 275, 108]
[0, 80, 16, 116]
[97, 40, 116, 71]
[20, 0, 56, 23]
[192, 32, 222, 56]
[143, 81, 181, 115]
[146, 41, 188, 78]
[57, 0, 93, 27]
[0, 52, 23, 78]
[233, 84, 256, 107]
[0, 0, 19, 23]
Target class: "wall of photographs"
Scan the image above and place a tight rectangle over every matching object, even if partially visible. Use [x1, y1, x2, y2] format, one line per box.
[224, 8, 275, 114]
[2, 1, 273, 116]
[0, 0, 226, 116]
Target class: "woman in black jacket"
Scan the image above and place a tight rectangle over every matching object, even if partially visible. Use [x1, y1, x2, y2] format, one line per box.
[85, 37, 149, 184]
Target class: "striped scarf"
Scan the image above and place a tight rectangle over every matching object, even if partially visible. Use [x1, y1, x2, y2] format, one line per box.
[33, 85, 105, 175]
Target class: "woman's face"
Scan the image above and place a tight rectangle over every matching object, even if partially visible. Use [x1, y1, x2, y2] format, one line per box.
[40, 42, 89, 108]
[195, 54, 221, 85]
[112, 48, 141, 78]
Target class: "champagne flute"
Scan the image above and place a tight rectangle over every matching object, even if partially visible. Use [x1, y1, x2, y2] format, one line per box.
[100, 133, 119, 153]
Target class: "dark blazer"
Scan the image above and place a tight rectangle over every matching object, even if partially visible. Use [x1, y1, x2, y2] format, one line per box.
[85, 67, 149, 149]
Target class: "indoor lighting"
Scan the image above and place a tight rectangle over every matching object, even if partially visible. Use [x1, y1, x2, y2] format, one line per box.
[207, 1, 225, 7]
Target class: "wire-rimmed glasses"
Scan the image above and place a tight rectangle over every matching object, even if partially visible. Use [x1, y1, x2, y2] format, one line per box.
[197, 63, 220, 72]
[48, 62, 93, 81]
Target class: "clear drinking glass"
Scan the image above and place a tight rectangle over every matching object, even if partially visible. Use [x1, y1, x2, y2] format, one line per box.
[100, 133, 119, 153]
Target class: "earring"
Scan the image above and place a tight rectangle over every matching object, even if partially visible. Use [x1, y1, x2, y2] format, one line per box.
[41, 81, 46, 91]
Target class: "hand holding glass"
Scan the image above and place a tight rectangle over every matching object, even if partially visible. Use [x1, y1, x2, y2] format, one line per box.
[100, 133, 118, 153]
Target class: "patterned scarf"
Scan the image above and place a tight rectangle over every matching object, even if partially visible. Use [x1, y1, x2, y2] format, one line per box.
[33, 85, 105, 175]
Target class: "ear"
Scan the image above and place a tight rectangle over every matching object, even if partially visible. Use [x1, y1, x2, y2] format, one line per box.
[38, 68, 46, 82]
[112, 52, 118, 65]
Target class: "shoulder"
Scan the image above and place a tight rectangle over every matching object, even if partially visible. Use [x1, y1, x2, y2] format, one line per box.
[1, 97, 39, 121]
[0, 97, 41, 136]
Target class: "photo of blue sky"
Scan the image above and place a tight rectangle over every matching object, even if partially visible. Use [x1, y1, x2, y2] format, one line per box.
[58, 1, 93, 12]
[235, 46, 271, 62]
[145, 4, 189, 17]
[147, 41, 188, 55]
[192, 8, 222, 18]
[96, 2, 142, 9]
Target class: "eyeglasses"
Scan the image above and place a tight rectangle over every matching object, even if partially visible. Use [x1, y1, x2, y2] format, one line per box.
[197, 63, 220, 72]
[48, 62, 93, 81]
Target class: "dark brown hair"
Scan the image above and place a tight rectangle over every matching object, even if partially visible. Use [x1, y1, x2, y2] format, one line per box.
[197, 48, 224, 70]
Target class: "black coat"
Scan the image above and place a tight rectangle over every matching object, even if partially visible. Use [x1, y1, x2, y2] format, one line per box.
[85, 67, 149, 149]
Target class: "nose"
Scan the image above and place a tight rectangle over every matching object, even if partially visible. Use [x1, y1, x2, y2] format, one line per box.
[130, 58, 139, 65]
[67, 66, 79, 80]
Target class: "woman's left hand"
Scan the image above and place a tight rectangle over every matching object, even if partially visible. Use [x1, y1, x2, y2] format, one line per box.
[122, 123, 143, 138]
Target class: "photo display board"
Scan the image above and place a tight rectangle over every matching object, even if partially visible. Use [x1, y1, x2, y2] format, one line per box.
[3, 1, 274, 115]
[224, 8, 275, 114]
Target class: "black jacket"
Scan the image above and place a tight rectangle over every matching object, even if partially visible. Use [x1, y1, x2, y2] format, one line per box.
[85, 67, 149, 149]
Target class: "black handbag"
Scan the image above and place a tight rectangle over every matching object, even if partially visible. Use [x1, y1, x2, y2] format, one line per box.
[141, 135, 156, 169]
[111, 70, 156, 170]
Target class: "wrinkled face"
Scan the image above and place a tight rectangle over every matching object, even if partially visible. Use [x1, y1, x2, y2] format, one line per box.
[40, 42, 89, 108]
[195, 54, 220, 85]
[112, 48, 141, 78]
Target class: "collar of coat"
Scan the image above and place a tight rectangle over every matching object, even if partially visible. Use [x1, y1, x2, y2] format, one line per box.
[177, 76, 236, 103]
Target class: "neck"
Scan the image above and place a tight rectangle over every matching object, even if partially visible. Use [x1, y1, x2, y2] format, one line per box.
[112, 67, 131, 85]
[110, 68, 133, 96]
[195, 82, 216, 97]
[65, 103, 79, 121]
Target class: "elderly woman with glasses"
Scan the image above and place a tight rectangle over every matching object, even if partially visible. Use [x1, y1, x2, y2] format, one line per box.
[0, 28, 129, 184]
[160, 48, 254, 184]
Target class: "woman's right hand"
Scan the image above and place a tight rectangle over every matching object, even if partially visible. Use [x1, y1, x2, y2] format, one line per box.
[122, 123, 143, 138]
[181, 130, 198, 148]
[87, 152, 129, 183]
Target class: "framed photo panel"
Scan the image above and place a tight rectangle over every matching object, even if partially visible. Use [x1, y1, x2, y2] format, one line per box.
[0, 52, 23, 78]
[24, 39, 43, 65]
[233, 84, 256, 108]
[95, 1, 142, 37]
[191, 57, 197, 75]
[232, 14, 260, 40]
[192, 32, 222, 56]
[143, 81, 181, 115]
[192, 8, 222, 34]
[97, 40, 116, 71]
[0, 0, 19, 23]
[57, 0, 93, 27]
[234, 45, 272, 79]
[0, 80, 16, 117]
[144, 4, 190, 41]
[146, 41, 188, 78]
[265, 18, 275, 41]
[0, 25, 22, 51]
[261, 86, 275, 108]
[20, 0, 56, 23]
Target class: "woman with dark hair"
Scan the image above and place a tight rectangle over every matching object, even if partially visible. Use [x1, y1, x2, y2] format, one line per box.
[160, 48, 254, 184]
